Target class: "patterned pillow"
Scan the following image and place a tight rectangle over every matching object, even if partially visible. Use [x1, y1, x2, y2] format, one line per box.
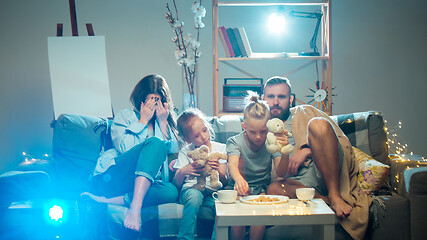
[353, 147, 390, 194]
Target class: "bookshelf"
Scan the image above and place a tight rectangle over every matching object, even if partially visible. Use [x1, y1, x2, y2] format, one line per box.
[212, 0, 332, 116]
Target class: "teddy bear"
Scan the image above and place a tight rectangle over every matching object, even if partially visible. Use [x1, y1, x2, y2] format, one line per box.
[187, 145, 228, 191]
[265, 118, 294, 155]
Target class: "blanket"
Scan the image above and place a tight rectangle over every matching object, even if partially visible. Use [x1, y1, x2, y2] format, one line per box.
[291, 105, 372, 240]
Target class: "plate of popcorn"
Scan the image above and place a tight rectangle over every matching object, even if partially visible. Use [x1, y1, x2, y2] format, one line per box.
[239, 195, 289, 205]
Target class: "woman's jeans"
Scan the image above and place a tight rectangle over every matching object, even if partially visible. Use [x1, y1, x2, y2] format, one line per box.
[177, 188, 216, 240]
[88, 137, 178, 207]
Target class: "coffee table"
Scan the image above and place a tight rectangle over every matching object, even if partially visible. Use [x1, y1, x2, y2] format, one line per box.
[215, 198, 335, 240]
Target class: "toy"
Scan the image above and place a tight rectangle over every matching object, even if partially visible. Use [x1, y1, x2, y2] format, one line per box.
[265, 118, 294, 155]
[187, 145, 228, 191]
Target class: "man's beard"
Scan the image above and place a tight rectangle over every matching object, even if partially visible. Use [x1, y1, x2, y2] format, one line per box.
[271, 106, 291, 121]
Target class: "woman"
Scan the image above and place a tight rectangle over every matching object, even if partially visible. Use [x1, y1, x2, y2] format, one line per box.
[83, 74, 179, 232]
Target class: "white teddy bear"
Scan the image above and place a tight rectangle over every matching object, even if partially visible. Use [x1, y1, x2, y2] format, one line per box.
[265, 118, 294, 155]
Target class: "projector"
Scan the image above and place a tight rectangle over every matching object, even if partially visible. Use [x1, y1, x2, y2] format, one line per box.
[1, 199, 79, 239]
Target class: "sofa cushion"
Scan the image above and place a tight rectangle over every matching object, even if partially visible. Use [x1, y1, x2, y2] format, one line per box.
[403, 167, 427, 194]
[51, 114, 110, 197]
[0, 171, 51, 204]
[209, 115, 243, 144]
[408, 170, 427, 240]
[353, 147, 390, 194]
[367, 192, 410, 240]
[331, 111, 389, 165]
[389, 154, 427, 195]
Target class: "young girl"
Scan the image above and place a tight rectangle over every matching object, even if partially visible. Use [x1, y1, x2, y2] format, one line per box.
[226, 91, 290, 240]
[172, 108, 228, 240]
[82, 74, 179, 232]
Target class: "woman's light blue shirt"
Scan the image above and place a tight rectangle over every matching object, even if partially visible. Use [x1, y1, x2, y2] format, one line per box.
[94, 108, 179, 175]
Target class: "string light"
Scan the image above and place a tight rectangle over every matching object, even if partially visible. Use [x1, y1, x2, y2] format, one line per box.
[22, 152, 33, 162]
[22, 152, 51, 162]
[385, 120, 411, 155]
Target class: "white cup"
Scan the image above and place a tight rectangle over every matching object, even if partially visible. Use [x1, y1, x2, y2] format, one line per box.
[296, 187, 315, 201]
[212, 190, 238, 204]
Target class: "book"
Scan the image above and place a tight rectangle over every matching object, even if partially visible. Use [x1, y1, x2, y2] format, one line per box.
[219, 26, 234, 57]
[226, 28, 242, 57]
[232, 28, 247, 57]
[237, 27, 252, 57]
[218, 28, 231, 57]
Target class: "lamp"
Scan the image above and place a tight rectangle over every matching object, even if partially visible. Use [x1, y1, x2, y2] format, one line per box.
[269, 7, 323, 56]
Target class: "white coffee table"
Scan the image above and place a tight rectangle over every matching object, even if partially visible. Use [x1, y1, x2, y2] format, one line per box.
[215, 198, 335, 240]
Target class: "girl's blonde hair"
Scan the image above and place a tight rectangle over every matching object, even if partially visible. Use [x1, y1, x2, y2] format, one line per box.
[177, 108, 215, 141]
[243, 91, 270, 122]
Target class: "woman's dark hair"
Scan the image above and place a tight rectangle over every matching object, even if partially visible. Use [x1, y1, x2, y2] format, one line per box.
[130, 74, 177, 133]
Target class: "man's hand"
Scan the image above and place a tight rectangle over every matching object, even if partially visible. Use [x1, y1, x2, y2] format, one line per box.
[288, 148, 312, 176]
[275, 129, 290, 148]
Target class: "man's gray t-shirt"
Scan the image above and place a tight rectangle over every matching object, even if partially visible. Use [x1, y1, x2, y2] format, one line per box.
[226, 132, 281, 188]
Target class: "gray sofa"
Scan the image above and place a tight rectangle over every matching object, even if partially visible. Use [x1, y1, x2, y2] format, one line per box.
[1, 110, 426, 240]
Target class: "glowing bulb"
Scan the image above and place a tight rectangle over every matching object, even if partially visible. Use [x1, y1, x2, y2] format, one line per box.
[268, 12, 286, 33]
[49, 205, 63, 221]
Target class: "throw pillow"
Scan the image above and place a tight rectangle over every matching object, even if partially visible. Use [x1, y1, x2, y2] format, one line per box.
[51, 114, 110, 197]
[353, 147, 390, 194]
[209, 115, 243, 144]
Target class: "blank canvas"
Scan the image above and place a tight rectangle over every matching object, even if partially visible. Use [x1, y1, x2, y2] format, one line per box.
[48, 36, 113, 119]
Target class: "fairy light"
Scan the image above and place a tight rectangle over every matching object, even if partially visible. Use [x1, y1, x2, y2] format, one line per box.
[22, 152, 51, 162]
[385, 120, 411, 155]
[281, 183, 287, 194]
[22, 152, 33, 162]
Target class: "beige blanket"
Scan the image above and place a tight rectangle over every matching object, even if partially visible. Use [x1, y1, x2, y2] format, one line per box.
[291, 105, 372, 240]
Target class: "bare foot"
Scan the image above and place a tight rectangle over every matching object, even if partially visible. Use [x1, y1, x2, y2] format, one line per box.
[330, 196, 352, 218]
[81, 192, 109, 203]
[124, 208, 141, 232]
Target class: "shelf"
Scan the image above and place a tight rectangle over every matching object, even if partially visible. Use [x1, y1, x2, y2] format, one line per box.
[219, 55, 329, 61]
[212, 0, 332, 116]
[218, 1, 328, 7]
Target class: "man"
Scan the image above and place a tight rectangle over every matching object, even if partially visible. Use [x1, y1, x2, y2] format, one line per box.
[262, 76, 371, 240]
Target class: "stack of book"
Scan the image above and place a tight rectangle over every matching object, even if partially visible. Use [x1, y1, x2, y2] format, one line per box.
[218, 26, 288, 58]
[218, 26, 252, 58]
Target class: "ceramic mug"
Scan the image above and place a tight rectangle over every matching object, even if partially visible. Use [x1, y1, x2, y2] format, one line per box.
[296, 187, 315, 201]
[212, 190, 237, 204]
